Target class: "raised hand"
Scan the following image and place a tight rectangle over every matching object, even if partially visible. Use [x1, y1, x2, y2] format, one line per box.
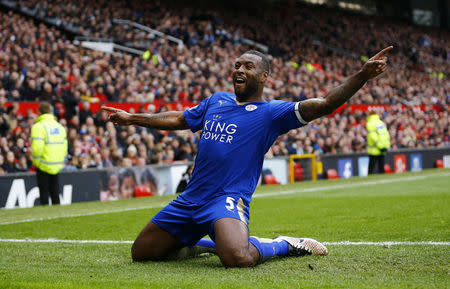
[101, 106, 132, 126]
[361, 46, 393, 80]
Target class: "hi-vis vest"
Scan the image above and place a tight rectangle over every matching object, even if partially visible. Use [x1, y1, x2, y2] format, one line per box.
[31, 114, 68, 175]
[366, 114, 390, 156]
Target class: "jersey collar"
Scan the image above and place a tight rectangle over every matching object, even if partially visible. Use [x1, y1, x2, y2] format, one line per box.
[233, 98, 267, 106]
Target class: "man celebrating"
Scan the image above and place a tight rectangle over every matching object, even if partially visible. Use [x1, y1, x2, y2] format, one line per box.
[102, 46, 392, 267]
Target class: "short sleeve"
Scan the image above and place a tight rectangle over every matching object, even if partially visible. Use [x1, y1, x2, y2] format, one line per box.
[183, 95, 212, 132]
[270, 100, 308, 135]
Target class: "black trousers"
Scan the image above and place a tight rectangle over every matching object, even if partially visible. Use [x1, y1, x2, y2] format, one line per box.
[368, 155, 385, 174]
[36, 169, 60, 205]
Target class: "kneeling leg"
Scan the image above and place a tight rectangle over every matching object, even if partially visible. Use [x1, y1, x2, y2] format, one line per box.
[131, 221, 184, 261]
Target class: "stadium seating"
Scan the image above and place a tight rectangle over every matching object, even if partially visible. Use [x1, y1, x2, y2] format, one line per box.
[293, 163, 304, 182]
[0, 2, 448, 176]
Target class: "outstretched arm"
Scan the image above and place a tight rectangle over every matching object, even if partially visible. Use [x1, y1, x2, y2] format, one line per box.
[101, 107, 190, 130]
[299, 46, 393, 122]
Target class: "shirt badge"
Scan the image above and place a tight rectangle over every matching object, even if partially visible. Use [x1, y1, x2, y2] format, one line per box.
[245, 104, 257, 111]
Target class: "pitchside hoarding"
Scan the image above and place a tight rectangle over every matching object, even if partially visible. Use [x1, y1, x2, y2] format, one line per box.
[320, 148, 449, 179]
[338, 158, 353, 179]
[1, 148, 448, 209]
[410, 154, 423, 172]
[358, 157, 369, 177]
[1, 164, 188, 209]
[0, 170, 102, 209]
[394, 154, 407, 173]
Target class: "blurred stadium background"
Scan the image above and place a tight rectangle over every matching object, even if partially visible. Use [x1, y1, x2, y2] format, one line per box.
[0, 0, 448, 206]
[0, 0, 449, 211]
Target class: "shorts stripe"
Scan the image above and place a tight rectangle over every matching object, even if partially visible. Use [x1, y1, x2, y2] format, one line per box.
[237, 198, 247, 224]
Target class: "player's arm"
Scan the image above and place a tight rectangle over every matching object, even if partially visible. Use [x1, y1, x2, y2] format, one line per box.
[299, 46, 393, 122]
[101, 107, 190, 130]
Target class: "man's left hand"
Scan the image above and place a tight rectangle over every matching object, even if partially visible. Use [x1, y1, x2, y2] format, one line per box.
[360, 46, 393, 80]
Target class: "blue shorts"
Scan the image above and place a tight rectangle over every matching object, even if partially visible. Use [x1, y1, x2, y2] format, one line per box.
[152, 194, 250, 246]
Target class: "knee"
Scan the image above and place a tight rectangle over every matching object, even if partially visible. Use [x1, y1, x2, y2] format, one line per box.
[219, 250, 257, 268]
[131, 242, 146, 262]
[131, 240, 161, 262]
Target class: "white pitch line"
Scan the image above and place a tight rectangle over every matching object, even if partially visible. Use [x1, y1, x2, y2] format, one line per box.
[1, 172, 449, 225]
[0, 204, 165, 225]
[254, 174, 436, 198]
[0, 238, 448, 246]
[0, 238, 133, 244]
[323, 241, 450, 246]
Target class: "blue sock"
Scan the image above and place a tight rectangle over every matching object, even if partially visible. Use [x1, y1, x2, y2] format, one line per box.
[248, 237, 289, 262]
[195, 238, 216, 249]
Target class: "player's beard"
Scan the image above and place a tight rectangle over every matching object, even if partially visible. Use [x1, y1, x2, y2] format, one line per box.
[234, 79, 259, 100]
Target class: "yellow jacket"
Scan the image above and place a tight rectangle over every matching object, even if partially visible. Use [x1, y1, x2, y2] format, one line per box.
[366, 114, 390, 156]
[31, 114, 68, 175]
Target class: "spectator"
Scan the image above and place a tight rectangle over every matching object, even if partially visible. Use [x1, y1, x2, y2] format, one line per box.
[0, 114, 10, 138]
[175, 165, 194, 194]
[79, 102, 94, 126]
[2, 151, 16, 173]
[15, 155, 29, 173]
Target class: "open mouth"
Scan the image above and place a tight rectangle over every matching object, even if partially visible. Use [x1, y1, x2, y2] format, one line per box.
[234, 76, 246, 86]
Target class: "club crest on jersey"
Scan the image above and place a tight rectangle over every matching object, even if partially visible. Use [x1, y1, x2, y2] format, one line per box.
[245, 104, 258, 112]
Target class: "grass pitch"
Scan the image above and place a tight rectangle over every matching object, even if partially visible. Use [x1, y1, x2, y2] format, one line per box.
[0, 169, 449, 288]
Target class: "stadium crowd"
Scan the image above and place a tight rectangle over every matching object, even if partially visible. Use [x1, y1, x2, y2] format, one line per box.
[0, 2, 448, 175]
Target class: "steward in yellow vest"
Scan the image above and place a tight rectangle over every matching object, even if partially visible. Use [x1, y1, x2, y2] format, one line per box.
[31, 102, 68, 205]
[366, 112, 390, 174]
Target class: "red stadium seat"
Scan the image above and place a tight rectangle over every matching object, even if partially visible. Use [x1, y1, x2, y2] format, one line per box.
[326, 169, 339, 179]
[435, 160, 444, 168]
[293, 162, 304, 182]
[264, 174, 280, 185]
[384, 164, 393, 174]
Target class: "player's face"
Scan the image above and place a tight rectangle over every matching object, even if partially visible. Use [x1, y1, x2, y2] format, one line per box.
[232, 54, 263, 99]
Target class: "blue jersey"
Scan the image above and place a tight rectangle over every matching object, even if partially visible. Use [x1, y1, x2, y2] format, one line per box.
[182, 91, 307, 205]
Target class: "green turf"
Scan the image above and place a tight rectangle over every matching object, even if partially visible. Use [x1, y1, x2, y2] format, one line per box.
[1, 169, 449, 288]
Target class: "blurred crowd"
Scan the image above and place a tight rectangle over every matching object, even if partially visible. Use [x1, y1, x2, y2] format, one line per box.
[0, 2, 448, 175]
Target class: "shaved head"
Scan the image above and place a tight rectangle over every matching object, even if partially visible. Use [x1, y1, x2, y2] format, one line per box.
[242, 50, 270, 75]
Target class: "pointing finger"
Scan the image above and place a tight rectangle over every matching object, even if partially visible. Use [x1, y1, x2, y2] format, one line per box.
[101, 106, 121, 113]
[368, 60, 386, 66]
[370, 46, 393, 60]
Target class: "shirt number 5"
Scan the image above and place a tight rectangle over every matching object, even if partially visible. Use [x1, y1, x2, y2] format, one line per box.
[225, 197, 235, 211]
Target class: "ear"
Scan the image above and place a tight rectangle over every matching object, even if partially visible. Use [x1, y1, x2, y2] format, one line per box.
[260, 71, 268, 83]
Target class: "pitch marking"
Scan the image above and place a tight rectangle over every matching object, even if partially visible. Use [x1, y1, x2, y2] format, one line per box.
[0, 204, 165, 225]
[1, 172, 449, 225]
[0, 238, 448, 246]
[254, 173, 450, 198]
